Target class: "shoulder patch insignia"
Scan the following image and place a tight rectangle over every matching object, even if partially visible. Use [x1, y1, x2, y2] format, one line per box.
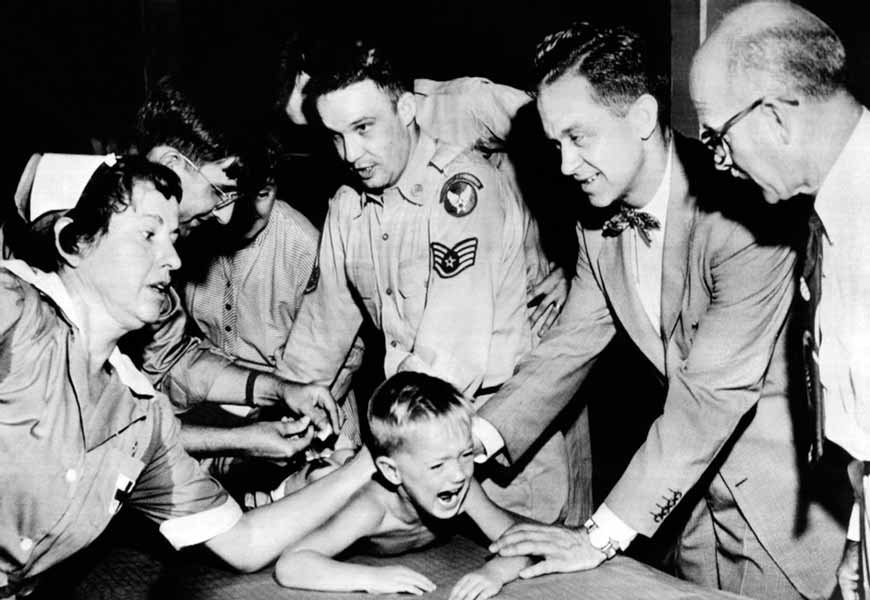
[440, 172, 483, 217]
[431, 237, 478, 278]
[304, 261, 320, 294]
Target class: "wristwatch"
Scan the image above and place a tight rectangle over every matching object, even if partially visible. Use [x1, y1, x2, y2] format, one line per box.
[583, 518, 618, 559]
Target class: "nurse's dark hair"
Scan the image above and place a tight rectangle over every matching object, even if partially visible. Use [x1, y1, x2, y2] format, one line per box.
[533, 21, 668, 124]
[367, 372, 473, 458]
[38, 156, 181, 272]
[304, 38, 412, 106]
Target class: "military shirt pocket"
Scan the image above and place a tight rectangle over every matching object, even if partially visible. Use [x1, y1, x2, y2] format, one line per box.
[348, 261, 379, 317]
[398, 256, 428, 324]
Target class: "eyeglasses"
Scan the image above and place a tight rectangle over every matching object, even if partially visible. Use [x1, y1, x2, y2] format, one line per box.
[700, 97, 799, 170]
[174, 152, 239, 217]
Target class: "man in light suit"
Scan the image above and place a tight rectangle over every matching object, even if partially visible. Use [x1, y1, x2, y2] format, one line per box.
[484, 22, 848, 599]
[689, 3, 870, 597]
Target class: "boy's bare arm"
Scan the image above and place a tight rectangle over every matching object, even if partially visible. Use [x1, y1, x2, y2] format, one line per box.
[461, 479, 521, 540]
[274, 489, 436, 595]
[204, 447, 373, 572]
[451, 479, 533, 600]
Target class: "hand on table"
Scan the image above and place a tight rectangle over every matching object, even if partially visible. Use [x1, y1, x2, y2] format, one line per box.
[365, 565, 436, 595]
[489, 523, 605, 578]
[449, 569, 503, 600]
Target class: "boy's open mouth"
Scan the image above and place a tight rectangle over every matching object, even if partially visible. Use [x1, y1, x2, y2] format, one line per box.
[436, 486, 463, 506]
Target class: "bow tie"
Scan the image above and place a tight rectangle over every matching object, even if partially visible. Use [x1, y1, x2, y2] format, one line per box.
[602, 206, 661, 246]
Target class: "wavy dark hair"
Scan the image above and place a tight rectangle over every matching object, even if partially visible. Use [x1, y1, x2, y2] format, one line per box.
[533, 21, 668, 124]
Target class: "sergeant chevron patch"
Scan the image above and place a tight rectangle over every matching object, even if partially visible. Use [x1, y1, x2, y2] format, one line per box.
[431, 237, 478, 278]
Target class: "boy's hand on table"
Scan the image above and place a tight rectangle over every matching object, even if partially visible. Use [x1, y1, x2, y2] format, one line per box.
[449, 569, 503, 600]
[365, 565, 436, 595]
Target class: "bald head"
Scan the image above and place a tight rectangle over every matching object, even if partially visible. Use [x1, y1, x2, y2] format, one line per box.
[693, 1, 845, 102]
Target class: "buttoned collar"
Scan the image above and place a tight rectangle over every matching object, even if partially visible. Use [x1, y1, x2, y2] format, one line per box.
[814, 107, 870, 245]
[2, 259, 157, 398]
[361, 132, 438, 210]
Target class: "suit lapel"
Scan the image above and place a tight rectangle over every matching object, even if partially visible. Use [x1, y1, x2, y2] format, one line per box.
[660, 146, 695, 346]
[597, 232, 666, 374]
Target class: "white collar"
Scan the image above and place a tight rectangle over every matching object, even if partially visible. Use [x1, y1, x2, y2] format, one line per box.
[814, 107, 870, 243]
[1, 259, 157, 397]
[637, 140, 673, 228]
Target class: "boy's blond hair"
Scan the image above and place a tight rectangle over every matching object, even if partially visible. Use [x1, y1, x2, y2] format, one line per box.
[367, 372, 473, 457]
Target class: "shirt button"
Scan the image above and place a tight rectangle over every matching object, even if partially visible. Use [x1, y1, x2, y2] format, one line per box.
[385, 288, 393, 296]
[382, 233, 389, 241]
[390, 340, 398, 348]
[65, 468, 77, 483]
[224, 326, 232, 332]
[20, 537, 33, 552]
[225, 303, 232, 310]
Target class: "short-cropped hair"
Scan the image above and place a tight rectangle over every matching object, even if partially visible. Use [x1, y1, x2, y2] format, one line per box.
[304, 38, 412, 107]
[367, 372, 473, 458]
[533, 21, 667, 123]
[39, 156, 181, 272]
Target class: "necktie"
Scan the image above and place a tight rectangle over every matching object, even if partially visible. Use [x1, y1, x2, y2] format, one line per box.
[602, 206, 661, 246]
[800, 209, 825, 464]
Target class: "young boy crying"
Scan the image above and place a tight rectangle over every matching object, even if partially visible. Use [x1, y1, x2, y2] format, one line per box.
[274, 371, 532, 598]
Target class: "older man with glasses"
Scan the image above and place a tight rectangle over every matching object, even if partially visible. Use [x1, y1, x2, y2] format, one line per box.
[691, 2, 870, 598]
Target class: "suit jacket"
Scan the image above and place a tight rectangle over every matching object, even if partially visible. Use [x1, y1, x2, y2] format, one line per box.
[479, 133, 846, 598]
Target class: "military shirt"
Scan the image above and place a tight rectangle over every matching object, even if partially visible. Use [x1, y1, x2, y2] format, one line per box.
[279, 133, 534, 396]
[0, 261, 241, 587]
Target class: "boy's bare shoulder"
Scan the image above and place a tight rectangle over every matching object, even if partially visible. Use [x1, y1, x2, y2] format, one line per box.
[345, 481, 391, 528]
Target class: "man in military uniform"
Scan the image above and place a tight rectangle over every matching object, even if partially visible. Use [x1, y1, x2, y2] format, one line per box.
[278, 39, 571, 524]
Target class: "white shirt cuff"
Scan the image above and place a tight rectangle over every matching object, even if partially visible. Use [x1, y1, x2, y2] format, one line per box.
[471, 416, 504, 463]
[592, 503, 638, 551]
[159, 496, 243, 549]
[847, 501, 862, 541]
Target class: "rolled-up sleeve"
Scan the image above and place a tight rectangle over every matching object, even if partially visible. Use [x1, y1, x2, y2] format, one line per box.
[132, 396, 242, 549]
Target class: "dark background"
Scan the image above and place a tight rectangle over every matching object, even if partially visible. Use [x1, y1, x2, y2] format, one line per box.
[0, 0, 670, 217]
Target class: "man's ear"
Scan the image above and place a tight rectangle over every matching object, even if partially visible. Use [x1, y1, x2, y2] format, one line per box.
[762, 99, 793, 145]
[374, 455, 402, 486]
[628, 93, 659, 141]
[152, 149, 186, 178]
[53, 216, 83, 267]
[397, 91, 417, 127]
